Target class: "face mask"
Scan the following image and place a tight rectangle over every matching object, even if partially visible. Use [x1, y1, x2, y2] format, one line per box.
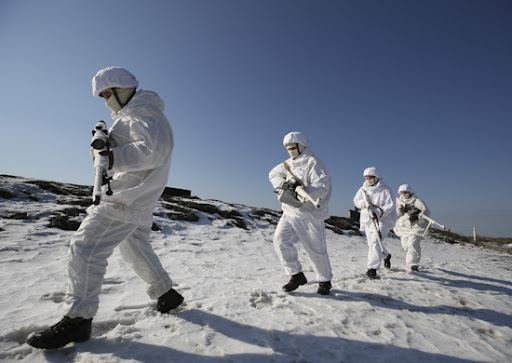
[105, 94, 122, 113]
[105, 88, 136, 113]
[365, 177, 378, 186]
[401, 192, 411, 199]
[286, 143, 300, 159]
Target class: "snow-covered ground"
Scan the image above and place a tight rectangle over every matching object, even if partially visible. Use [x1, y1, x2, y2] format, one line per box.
[0, 176, 511, 362]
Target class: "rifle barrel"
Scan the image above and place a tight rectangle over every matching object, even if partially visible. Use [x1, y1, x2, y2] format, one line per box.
[419, 213, 445, 229]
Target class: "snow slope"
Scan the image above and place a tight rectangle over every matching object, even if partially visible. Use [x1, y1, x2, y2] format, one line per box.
[0, 176, 511, 362]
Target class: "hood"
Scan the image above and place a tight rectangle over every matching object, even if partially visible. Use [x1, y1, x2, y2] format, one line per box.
[113, 90, 165, 118]
[283, 131, 309, 147]
[399, 193, 417, 204]
[363, 167, 382, 179]
[92, 66, 139, 97]
[363, 178, 389, 195]
[287, 146, 315, 164]
[398, 184, 413, 193]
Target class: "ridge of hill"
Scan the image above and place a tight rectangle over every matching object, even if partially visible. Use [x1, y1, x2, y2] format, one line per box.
[1, 174, 510, 254]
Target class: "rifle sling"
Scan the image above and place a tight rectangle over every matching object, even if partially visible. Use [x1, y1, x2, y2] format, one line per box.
[283, 162, 305, 187]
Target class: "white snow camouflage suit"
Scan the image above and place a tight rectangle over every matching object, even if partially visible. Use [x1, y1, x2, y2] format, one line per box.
[269, 147, 333, 282]
[353, 180, 397, 270]
[65, 90, 174, 318]
[394, 193, 430, 269]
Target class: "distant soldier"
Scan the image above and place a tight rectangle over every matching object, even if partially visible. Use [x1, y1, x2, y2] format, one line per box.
[353, 167, 396, 279]
[394, 184, 430, 272]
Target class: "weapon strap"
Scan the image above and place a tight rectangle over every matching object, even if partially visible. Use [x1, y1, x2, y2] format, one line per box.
[283, 162, 305, 187]
[360, 187, 384, 218]
[112, 88, 136, 108]
[112, 88, 123, 108]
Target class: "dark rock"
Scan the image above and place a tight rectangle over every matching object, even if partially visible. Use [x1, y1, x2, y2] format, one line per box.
[167, 211, 200, 222]
[60, 208, 86, 217]
[228, 217, 248, 230]
[160, 187, 192, 200]
[217, 209, 242, 219]
[325, 216, 361, 235]
[0, 189, 15, 199]
[57, 198, 92, 207]
[4, 212, 30, 220]
[48, 215, 81, 231]
[26, 180, 91, 197]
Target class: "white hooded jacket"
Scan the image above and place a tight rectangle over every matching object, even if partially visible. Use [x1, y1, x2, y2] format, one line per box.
[353, 180, 397, 235]
[269, 148, 331, 220]
[394, 194, 430, 237]
[89, 90, 173, 226]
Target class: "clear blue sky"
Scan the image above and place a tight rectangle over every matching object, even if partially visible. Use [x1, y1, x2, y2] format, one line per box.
[1, 0, 511, 237]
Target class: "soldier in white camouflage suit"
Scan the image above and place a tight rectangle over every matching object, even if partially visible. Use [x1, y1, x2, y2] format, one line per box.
[394, 184, 430, 272]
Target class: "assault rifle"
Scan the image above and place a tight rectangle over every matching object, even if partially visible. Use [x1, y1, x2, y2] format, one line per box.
[90, 120, 113, 205]
[401, 203, 446, 237]
[282, 161, 320, 208]
[359, 187, 385, 250]
[419, 213, 446, 237]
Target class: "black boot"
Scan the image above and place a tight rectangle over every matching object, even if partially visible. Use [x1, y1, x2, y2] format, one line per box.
[411, 265, 419, 272]
[26, 316, 92, 350]
[157, 288, 184, 313]
[384, 254, 392, 269]
[282, 272, 307, 292]
[317, 281, 332, 295]
[366, 268, 377, 279]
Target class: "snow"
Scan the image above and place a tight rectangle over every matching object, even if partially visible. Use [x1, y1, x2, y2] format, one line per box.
[0, 176, 511, 362]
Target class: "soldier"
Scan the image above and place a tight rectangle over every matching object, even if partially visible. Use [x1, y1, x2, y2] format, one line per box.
[394, 184, 430, 272]
[27, 67, 183, 350]
[354, 167, 396, 279]
[269, 132, 333, 295]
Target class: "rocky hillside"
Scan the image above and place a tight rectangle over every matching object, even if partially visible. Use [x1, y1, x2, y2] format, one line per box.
[0, 175, 359, 235]
[1, 175, 510, 254]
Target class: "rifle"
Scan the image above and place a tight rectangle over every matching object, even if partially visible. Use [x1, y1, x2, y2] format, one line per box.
[282, 161, 320, 208]
[419, 213, 446, 237]
[296, 185, 320, 208]
[359, 187, 384, 250]
[90, 120, 113, 205]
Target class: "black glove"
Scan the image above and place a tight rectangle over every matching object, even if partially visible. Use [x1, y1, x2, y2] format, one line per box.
[404, 204, 421, 215]
[403, 204, 413, 213]
[282, 180, 300, 191]
[409, 214, 419, 222]
[370, 203, 384, 218]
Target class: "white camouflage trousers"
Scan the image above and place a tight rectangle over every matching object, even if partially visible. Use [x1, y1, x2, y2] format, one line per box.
[400, 234, 421, 268]
[365, 229, 390, 270]
[273, 214, 333, 282]
[64, 212, 173, 318]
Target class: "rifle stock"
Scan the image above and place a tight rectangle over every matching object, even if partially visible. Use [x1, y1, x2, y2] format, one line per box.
[296, 185, 320, 208]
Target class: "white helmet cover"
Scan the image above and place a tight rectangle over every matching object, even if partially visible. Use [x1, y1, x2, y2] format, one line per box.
[283, 131, 309, 147]
[363, 167, 382, 179]
[92, 66, 139, 97]
[398, 184, 413, 193]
